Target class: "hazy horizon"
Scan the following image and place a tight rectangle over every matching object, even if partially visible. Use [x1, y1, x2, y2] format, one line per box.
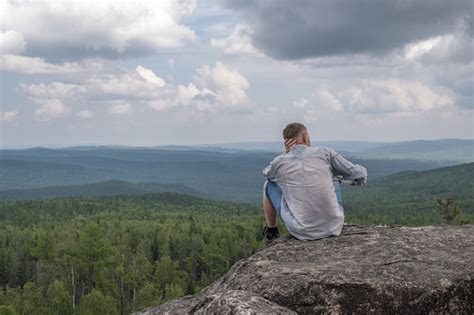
[2, 137, 473, 150]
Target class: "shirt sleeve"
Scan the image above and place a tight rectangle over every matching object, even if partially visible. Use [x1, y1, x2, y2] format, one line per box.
[262, 156, 281, 181]
[329, 148, 368, 185]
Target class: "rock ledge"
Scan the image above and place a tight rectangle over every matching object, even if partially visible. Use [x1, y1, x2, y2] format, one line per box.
[137, 224, 474, 314]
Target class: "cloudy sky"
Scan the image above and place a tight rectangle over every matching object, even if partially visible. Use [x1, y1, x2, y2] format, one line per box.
[1, 0, 472, 147]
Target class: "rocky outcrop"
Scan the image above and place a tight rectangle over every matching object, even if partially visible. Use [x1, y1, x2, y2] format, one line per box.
[137, 224, 474, 314]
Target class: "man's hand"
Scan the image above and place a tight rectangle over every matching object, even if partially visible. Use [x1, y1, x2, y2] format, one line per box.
[351, 177, 366, 186]
[284, 138, 297, 153]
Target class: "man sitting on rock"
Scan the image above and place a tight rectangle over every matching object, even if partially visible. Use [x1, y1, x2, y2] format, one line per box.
[262, 122, 367, 243]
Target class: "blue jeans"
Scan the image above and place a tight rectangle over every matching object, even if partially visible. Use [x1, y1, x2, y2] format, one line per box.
[265, 180, 343, 220]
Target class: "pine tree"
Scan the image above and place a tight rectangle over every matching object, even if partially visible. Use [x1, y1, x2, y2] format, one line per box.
[436, 197, 462, 224]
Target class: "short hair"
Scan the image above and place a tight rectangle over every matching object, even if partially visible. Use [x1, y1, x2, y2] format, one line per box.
[283, 122, 307, 140]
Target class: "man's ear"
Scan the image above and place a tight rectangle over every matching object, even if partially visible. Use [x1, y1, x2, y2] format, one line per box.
[303, 131, 310, 145]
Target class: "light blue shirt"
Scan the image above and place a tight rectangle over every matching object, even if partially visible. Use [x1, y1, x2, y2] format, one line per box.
[263, 144, 367, 240]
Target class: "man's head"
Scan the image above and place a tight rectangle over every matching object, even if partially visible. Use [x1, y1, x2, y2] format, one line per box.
[283, 122, 310, 146]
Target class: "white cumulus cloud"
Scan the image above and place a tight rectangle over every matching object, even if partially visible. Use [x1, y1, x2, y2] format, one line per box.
[147, 61, 252, 112]
[0, 30, 26, 54]
[2, 0, 197, 60]
[108, 102, 133, 115]
[314, 87, 343, 112]
[87, 66, 171, 100]
[404, 19, 473, 64]
[76, 110, 94, 119]
[33, 99, 71, 121]
[211, 24, 261, 56]
[193, 61, 250, 109]
[292, 98, 308, 109]
[18, 62, 252, 118]
[0, 111, 18, 121]
[341, 80, 454, 114]
[21, 82, 86, 99]
[0, 54, 102, 74]
[295, 80, 455, 120]
[136, 66, 166, 87]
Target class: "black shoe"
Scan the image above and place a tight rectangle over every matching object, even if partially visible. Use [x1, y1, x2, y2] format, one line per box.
[262, 226, 280, 244]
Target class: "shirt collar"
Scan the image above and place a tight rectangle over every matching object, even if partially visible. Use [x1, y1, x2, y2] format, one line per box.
[290, 144, 308, 154]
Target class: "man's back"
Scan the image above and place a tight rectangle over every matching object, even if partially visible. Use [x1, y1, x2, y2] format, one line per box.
[263, 144, 367, 240]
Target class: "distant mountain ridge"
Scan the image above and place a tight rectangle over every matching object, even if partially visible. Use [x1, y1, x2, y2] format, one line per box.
[78, 139, 473, 162]
[4, 138, 472, 162]
[193, 140, 385, 153]
[0, 146, 451, 202]
[195, 139, 473, 162]
[351, 139, 473, 162]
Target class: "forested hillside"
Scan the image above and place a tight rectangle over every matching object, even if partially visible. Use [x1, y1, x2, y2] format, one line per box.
[344, 162, 474, 225]
[0, 193, 267, 314]
[0, 180, 202, 202]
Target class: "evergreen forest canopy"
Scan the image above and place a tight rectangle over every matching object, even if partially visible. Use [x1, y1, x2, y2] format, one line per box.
[0, 194, 267, 314]
[343, 162, 473, 225]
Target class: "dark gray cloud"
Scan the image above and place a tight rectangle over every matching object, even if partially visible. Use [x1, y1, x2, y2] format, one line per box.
[223, 0, 473, 60]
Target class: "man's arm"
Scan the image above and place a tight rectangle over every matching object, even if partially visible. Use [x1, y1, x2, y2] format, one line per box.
[262, 155, 283, 181]
[329, 148, 367, 186]
[262, 161, 277, 181]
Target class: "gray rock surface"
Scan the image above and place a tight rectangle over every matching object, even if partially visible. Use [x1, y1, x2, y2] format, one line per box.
[136, 224, 474, 314]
